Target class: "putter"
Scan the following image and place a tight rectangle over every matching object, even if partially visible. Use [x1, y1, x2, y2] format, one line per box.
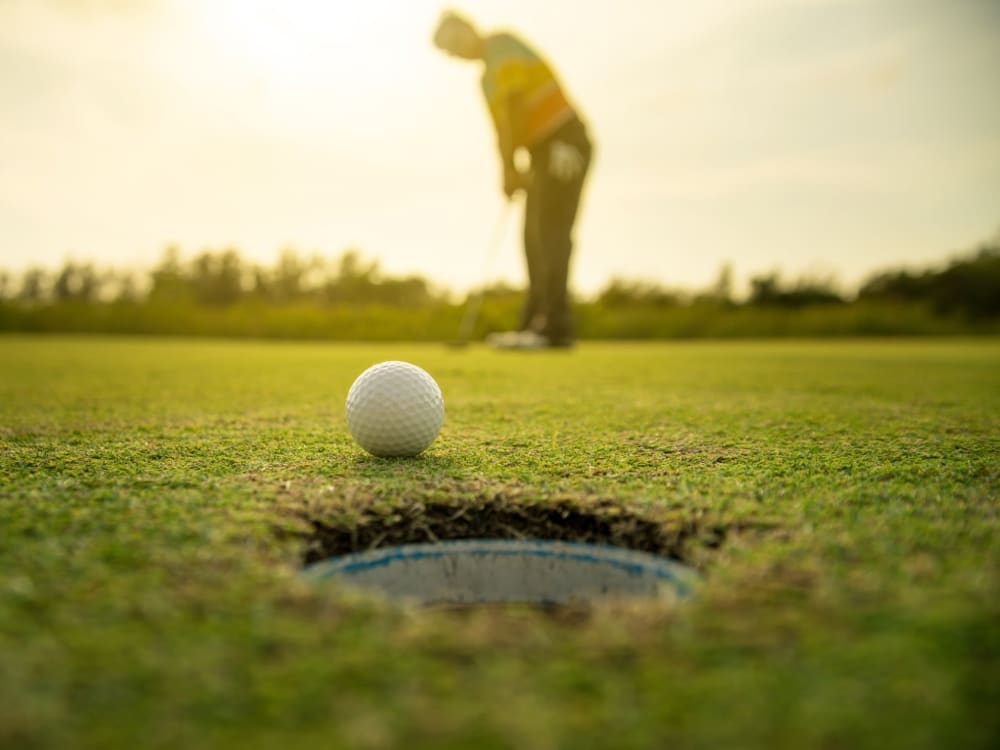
[448, 198, 517, 348]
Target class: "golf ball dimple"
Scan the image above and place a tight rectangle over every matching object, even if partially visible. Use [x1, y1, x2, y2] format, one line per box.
[345, 361, 445, 457]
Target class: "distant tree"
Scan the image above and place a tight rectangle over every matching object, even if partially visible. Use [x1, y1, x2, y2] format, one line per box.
[859, 235, 1000, 318]
[0, 271, 10, 300]
[111, 271, 142, 303]
[272, 249, 309, 302]
[596, 278, 681, 308]
[748, 272, 843, 308]
[149, 246, 191, 303]
[373, 275, 437, 307]
[322, 250, 364, 304]
[190, 249, 245, 306]
[317, 250, 439, 307]
[18, 268, 49, 302]
[325, 250, 378, 303]
[692, 263, 735, 306]
[709, 263, 734, 304]
[859, 270, 925, 302]
[471, 281, 521, 301]
[53, 261, 101, 302]
[933, 245, 1000, 318]
[253, 249, 323, 304]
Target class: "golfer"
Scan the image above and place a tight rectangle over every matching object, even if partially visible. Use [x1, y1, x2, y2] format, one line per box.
[433, 10, 593, 349]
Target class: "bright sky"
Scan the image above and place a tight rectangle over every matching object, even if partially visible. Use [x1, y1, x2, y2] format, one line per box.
[2, 0, 999, 295]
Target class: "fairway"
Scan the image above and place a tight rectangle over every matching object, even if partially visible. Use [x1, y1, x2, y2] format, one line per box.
[1, 336, 998, 749]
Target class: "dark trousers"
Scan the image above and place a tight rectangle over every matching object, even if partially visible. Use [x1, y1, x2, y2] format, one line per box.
[522, 117, 592, 344]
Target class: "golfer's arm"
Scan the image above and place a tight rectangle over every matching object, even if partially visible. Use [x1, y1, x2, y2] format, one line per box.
[493, 103, 517, 174]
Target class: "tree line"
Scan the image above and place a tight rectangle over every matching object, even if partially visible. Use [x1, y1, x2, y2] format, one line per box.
[0, 232, 997, 339]
[2, 232, 998, 318]
[1, 247, 443, 309]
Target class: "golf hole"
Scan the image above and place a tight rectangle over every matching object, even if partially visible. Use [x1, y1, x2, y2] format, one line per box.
[286, 487, 722, 607]
[304, 539, 697, 606]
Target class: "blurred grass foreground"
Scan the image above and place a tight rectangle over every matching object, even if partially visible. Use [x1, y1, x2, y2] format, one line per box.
[1, 232, 998, 340]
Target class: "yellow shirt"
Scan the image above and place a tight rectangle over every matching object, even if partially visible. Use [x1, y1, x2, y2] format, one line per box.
[481, 33, 577, 149]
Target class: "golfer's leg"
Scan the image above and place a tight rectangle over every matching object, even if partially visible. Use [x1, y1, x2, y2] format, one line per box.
[521, 183, 545, 332]
[539, 168, 587, 345]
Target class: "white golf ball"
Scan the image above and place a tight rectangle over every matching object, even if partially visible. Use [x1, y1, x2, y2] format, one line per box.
[345, 361, 445, 457]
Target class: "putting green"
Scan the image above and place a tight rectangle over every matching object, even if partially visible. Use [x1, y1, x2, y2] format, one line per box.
[1, 336, 997, 749]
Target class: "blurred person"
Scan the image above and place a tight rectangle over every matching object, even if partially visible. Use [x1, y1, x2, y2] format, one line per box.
[433, 10, 593, 349]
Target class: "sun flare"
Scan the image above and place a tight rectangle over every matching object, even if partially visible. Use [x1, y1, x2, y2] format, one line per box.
[197, 0, 434, 90]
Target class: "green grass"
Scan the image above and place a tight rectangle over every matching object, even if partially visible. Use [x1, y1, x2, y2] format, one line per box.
[1, 335, 998, 750]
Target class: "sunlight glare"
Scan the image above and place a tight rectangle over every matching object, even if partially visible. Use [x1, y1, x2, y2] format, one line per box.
[198, 0, 434, 93]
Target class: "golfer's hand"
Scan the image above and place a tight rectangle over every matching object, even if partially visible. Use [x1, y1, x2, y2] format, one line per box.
[503, 168, 529, 199]
[549, 141, 585, 182]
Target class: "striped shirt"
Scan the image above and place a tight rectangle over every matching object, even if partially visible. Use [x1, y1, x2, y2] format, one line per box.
[481, 33, 577, 150]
